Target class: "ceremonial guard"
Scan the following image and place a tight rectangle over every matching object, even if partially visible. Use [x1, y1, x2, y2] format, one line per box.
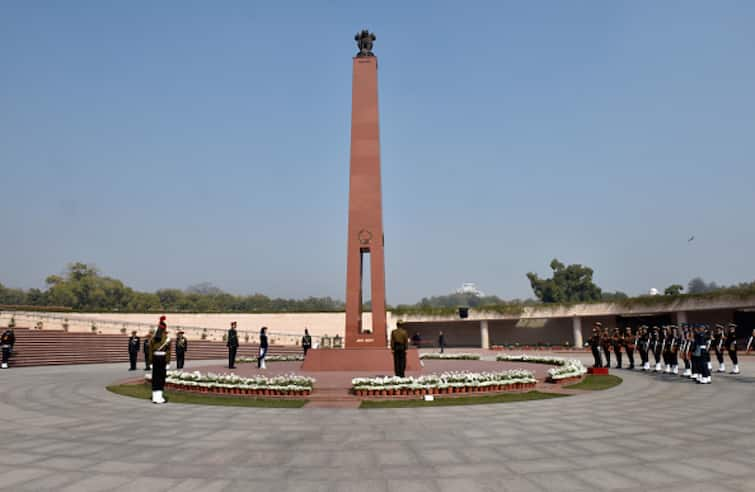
[150, 316, 171, 403]
[438, 331, 446, 353]
[712, 325, 726, 372]
[611, 328, 623, 369]
[127, 330, 140, 371]
[175, 330, 187, 370]
[1, 327, 15, 369]
[693, 325, 711, 384]
[661, 326, 673, 373]
[725, 324, 739, 374]
[600, 326, 612, 369]
[624, 326, 636, 370]
[651, 326, 663, 372]
[668, 326, 680, 374]
[390, 321, 409, 377]
[681, 327, 693, 377]
[258, 326, 268, 369]
[704, 325, 713, 373]
[589, 325, 602, 368]
[302, 329, 312, 357]
[143, 329, 153, 371]
[638, 326, 650, 371]
[227, 322, 239, 369]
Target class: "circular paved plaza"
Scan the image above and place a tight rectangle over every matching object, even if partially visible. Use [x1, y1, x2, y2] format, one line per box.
[0, 355, 753, 492]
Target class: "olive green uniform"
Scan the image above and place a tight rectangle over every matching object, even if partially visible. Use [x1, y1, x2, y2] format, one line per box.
[391, 326, 409, 377]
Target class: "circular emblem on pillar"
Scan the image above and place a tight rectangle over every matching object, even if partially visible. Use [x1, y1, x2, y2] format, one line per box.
[358, 229, 372, 245]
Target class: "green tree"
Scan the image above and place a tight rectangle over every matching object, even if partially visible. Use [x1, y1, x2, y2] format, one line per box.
[687, 277, 719, 294]
[526, 259, 602, 303]
[664, 284, 684, 296]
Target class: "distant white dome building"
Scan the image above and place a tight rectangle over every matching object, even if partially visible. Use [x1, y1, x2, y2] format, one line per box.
[457, 283, 484, 297]
[648, 288, 660, 296]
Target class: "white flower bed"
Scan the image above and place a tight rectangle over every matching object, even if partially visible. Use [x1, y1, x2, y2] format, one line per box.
[146, 370, 314, 395]
[496, 354, 587, 381]
[419, 352, 481, 360]
[237, 354, 304, 363]
[352, 369, 536, 396]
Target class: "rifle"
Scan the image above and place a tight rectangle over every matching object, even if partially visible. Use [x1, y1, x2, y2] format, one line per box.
[660, 338, 666, 354]
[717, 336, 723, 352]
[746, 336, 753, 353]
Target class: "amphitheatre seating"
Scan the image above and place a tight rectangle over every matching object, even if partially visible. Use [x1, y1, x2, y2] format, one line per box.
[4, 327, 300, 367]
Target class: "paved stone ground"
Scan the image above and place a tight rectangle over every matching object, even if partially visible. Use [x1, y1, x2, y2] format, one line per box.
[0, 355, 753, 492]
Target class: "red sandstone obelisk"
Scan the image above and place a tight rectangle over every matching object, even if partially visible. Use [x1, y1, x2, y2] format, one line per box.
[344, 30, 387, 348]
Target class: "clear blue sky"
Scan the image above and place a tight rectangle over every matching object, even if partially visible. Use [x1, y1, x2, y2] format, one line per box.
[2, 1, 754, 303]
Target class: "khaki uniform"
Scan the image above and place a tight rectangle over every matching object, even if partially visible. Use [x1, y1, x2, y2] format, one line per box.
[391, 327, 409, 377]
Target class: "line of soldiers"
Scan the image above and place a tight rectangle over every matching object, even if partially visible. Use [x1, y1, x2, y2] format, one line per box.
[589, 321, 749, 384]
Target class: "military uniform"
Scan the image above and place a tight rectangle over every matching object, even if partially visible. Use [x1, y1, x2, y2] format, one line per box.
[128, 333, 140, 371]
[612, 329, 623, 369]
[589, 328, 602, 368]
[175, 332, 187, 370]
[227, 324, 239, 369]
[681, 329, 693, 377]
[391, 324, 409, 377]
[725, 326, 739, 374]
[693, 327, 711, 384]
[143, 332, 153, 371]
[624, 328, 636, 370]
[1, 328, 15, 369]
[651, 328, 662, 372]
[600, 330, 612, 368]
[302, 331, 312, 357]
[712, 326, 725, 372]
[258, 328, 268, 369]
[638, 327, 650, 371]
[150, 319, 171, 403]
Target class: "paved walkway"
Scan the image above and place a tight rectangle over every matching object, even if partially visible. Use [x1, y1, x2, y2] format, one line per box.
[0, 355, 753, 491]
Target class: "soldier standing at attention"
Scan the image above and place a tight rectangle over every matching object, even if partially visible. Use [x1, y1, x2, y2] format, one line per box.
[128, 331, 140, 371]
[624, 327, 635, 370]
[611, 328, 623, 369]
[150, 316, 172, 403]
[638, 326, 650, 371]
[143, 329, 153, 371]
[600, 327, 612, 369]
[438, 331, 446, 354]
[651, 326, 663, 372]
[391, 322, 409, 377]
[1, 327, 15, 369]
[227, 322, 239, 369]
[712, 325, 726, 373]
[302, 329, 312, 357]
[725, 324, 740, 374]
[258, 326, 269, 369]
[175, 330, 187, 370]
[589, 325, 602, 368]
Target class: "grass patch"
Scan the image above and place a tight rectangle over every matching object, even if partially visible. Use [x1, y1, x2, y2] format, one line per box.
[360, 391, 567, 409]
[564, 374, 622, 391]
[106, 383, 308, 408]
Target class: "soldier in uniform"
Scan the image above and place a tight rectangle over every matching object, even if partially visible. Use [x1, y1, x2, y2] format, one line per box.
[651, 326, 663, 372]
[175, 330, 188, 370]
[1, 327, 15, 369]
[712, 324, 726, 372]
[150, 316, 172, 403]
[661, 326, 674, 373]
[227, 321, 239, 369]
[624, 326, 636, 370]
[694, 324, 711, 384]
[143, 329, 153, 371]
[258, 326, 269, 369]
[127, 330, 140, 371]
[600, 328, 613, 368]
[704, 324, 713, 373]
[589, 325, 602, 368]
[637, 326, 650, 371]
[668, 326, 680, 374]
[725, 324, 739, 374]
[391, 321, 409, 377]
[302, 329, 312, 357]
[611, 328, 623, 369]
[680, 327, 692, 377]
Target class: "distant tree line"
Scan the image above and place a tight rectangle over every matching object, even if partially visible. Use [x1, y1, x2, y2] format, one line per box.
[1, 261, 753, 313]
[0, 262, 344, 312]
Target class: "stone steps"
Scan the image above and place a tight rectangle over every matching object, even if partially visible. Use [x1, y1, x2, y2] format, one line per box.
[4, 326, 300, 367]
